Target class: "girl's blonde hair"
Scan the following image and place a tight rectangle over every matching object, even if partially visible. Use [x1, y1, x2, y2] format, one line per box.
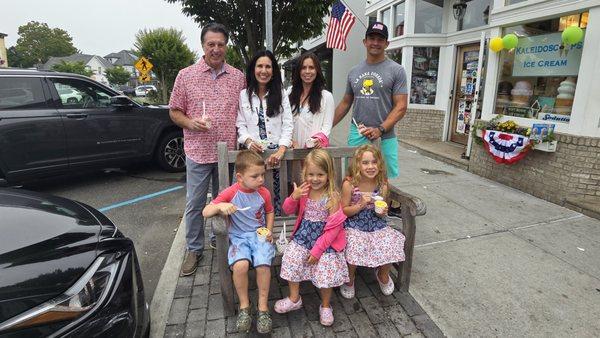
[348, 145, 388, 197]
[303, 149, 339, 209]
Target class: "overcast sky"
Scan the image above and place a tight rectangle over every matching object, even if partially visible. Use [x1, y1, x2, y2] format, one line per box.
[2, 0, 203, 56]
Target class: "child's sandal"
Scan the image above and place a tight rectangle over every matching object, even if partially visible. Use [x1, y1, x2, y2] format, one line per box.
[274, 296, 303, 313]
[340, 282, 355, 299]
[256, 310, 272, 334]
[236, 306, 252, 333]
[319, 305, 334, 326]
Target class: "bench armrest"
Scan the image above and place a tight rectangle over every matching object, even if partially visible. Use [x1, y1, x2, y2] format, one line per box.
[211, 216, 229, 236]
[389, 185, 426, 217]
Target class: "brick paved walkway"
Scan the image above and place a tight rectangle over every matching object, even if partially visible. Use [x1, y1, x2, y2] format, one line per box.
[162, 246, 444, 338]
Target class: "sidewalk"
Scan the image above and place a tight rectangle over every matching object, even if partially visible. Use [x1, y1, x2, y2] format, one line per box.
[158, 144, 600, 337]
[390, 145, 600, 337]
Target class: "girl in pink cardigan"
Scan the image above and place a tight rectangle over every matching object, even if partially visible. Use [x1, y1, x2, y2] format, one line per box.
[274, 149, 348, 326]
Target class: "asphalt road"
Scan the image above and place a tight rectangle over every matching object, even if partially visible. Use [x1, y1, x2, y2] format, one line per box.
[23, 163, 187, 303]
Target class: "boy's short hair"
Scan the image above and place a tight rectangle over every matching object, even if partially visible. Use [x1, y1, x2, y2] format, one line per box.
[235, 150, 264, 174]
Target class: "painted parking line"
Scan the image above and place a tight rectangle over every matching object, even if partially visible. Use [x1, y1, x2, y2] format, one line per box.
[98, 185, 184, 212]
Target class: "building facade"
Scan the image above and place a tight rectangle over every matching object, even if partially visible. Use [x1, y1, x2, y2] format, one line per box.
[365, 0, 600, 215]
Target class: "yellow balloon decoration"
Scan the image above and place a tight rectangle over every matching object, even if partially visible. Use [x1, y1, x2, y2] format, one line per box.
[489, 37, 504, 52]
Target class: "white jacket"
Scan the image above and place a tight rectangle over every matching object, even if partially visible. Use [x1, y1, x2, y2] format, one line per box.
[236, 89, 294, 148]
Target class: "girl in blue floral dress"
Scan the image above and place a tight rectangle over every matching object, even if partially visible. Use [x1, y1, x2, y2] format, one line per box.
[274, 149, 348, 326]
[340, 145, 405, 298]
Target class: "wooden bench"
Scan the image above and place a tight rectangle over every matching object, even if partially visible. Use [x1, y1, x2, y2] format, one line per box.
[209, 141, 426, 316]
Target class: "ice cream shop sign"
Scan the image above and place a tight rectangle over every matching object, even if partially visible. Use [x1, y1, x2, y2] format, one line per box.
[513, 31, 585, 77]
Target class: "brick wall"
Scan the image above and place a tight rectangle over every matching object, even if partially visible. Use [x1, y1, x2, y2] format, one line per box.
[469, 133, 600, 206]
[397, 108, 445, 141]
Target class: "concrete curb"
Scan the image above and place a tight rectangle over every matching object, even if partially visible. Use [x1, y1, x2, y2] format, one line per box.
[150, 217, 186, 338]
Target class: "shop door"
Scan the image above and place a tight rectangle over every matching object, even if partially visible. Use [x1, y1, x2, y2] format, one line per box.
[449, 44, 480, 145]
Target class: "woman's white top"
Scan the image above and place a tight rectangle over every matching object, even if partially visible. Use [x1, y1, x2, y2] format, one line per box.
[288, 89, 334, 148]
[236, 89, 294, 148]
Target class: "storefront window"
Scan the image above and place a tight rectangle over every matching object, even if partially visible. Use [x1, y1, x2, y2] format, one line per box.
[386, 48, 402, 65]
[494, 13, 588, 124]
[460, 0, 492, 30]
[381, 8, 391, 30]
[368, 15, 377, 26]
[393, 2, 406, 37]
[411, 47, 439, 104]
[415, 0, 443, 34]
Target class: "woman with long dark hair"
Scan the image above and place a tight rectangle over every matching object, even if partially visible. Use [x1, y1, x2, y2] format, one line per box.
[237, 50, 293, 215]
[287, 53, 334, 148]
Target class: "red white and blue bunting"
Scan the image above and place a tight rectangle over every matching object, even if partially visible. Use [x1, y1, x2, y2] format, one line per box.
[482, 130, 531, 164]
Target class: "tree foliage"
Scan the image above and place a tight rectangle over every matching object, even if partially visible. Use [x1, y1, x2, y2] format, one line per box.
[10, 21, 78, 68]
[133, 28, 196, 102]
[52, 60, 93, 77]
[225, 47, 245, 72]
[164, 0, 335, 63]
[105, 66, 131, 86]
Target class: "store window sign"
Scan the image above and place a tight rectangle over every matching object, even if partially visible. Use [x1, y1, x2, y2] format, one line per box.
[512, 31, 585, 77]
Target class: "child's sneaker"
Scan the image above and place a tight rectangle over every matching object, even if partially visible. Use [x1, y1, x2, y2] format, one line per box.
[319, 305, 334, 326]
[339, 282, 355, 299]
[236, 306, 252, 333]
[257, 310, 272, 334]
[375, 269, 395, 296]
[274, 296, 303, 313]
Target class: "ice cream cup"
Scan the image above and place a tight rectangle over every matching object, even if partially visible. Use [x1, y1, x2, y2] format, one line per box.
[276, 238, 288, 254]
[256, 227, 270, 242]
[203, 116, 211, 129]
[374, 200, 387, 215]
[358, 124, 367, 134]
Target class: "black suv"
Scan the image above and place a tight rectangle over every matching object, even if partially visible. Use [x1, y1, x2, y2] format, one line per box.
[0, 69, 185, 186]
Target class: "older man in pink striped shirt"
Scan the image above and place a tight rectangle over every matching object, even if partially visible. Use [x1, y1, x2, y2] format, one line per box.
[169, 23, 245, 276]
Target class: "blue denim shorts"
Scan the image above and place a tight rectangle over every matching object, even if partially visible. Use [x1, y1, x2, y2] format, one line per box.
[228, 231, 275, 268]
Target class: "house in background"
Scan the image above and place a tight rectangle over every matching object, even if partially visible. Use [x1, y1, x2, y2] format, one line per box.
[41, 53, 113, 84]
[105, 50, 139, 87]
[0, 33, 7, 68]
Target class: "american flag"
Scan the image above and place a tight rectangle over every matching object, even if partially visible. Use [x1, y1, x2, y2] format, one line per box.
[326, 1, 356, 51]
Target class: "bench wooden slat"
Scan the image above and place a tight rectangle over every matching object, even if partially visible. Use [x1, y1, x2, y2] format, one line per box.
[279, 161, 288, 200]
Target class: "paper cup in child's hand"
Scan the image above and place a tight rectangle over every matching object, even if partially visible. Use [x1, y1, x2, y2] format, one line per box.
[374, 200, 387, 215]
[256, 227, 270, 242]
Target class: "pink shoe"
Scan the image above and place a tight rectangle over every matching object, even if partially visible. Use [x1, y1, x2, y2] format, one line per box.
[274, 296, 302, 314]
[375, 269, 395, 296]
[319, 305, 334, 326]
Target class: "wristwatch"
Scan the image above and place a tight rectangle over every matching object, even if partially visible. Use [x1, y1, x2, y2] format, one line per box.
[377, 125, 386, 135]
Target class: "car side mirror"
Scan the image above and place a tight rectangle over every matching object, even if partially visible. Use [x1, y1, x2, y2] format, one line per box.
[110, 95, 134, 109]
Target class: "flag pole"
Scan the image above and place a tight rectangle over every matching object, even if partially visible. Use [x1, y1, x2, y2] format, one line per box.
[265, 0, 273, 51]
[338, 0, 368, 29]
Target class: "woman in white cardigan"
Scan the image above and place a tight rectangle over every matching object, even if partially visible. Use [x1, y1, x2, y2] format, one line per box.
[236, 50, 293, 215]
[287, 53, 334, 149]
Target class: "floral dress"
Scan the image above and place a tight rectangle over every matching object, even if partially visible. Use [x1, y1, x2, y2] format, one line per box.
[280, 197, 349, 288]
[344, 186, 405, 267]
[257, 101, 281, 215]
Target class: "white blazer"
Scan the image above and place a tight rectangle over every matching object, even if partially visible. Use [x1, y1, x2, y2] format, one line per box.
[236, 89, 294, 148]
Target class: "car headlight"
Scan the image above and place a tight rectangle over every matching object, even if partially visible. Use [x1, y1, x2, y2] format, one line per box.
[0, 254, 121, 332]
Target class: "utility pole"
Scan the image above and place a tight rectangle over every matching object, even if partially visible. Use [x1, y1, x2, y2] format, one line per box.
[265, 0, 273, 51]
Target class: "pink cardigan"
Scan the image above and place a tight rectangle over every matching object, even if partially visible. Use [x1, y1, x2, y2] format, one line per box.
[282, 195, 347, 259]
